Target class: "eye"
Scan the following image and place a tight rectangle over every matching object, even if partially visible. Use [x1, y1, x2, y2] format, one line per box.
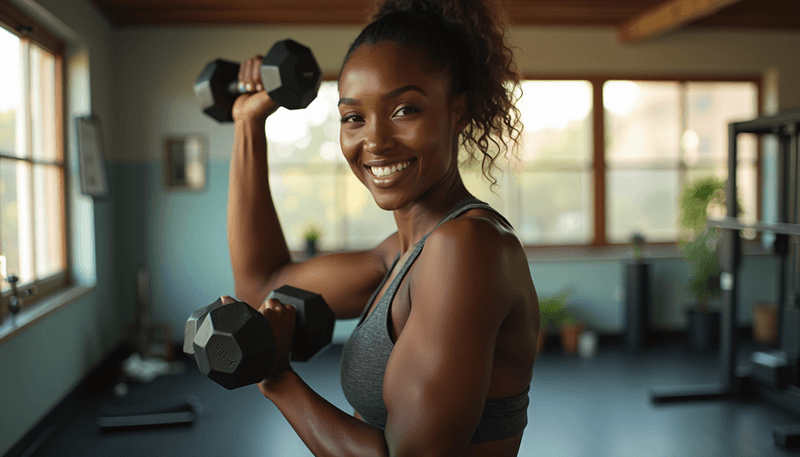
[340, 113, 364, 124]
[393, 105, 419, 118]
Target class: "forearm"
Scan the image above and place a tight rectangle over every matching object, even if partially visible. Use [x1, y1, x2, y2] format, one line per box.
[262, 371, 390, 457]
[228, 119, 291, 304]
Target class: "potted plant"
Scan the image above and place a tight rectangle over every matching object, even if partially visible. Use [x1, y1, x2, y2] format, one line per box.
[559, 311, 586, 354]
[537, 288, 573, 353]
[679, 176, 741, 351]
[303, 225, 322, 258]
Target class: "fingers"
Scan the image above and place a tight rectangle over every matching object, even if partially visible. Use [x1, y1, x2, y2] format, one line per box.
[220, 295, 236, 305]
[237, 56, 264, 93]
[260, 298, 296, 313]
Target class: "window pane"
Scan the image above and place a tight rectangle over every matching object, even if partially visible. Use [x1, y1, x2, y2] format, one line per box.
[34, 164, 64, 278]
[686, 164, 757, 221]
[685, 82, 758, 164]
[605, 81, 681, 165]
[269, 167, 338, 252]
[519, 171, 592, 244]
[343, 172, 396, 250]
[0, 28, 22, 158]
[1, 159, 34, 284]
[518, 81, 592, 166]
[608, 170, 679, 242]
[265, 82, 345, 165]
[30, 43, 58, 163]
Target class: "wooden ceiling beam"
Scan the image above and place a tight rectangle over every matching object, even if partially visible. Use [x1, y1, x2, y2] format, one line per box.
[617, 0, 745, 43]
[102, 8, 372, 26]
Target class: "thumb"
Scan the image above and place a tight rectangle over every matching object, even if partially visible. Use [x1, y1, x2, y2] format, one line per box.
[220, 295, 236, 305]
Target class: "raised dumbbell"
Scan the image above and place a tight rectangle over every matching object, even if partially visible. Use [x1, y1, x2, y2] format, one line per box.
[184, 285, 335, 390]
[193, 39, 322, 123]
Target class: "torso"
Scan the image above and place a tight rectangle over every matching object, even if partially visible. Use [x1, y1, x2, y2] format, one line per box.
[357, 208, 539, 456]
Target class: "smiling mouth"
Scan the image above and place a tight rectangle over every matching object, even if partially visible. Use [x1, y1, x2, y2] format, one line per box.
[366, 160, 414, 178]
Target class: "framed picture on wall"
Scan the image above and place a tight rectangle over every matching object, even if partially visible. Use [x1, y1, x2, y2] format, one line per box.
[164, 134, 207, 191]
[76, 115, 109, 198]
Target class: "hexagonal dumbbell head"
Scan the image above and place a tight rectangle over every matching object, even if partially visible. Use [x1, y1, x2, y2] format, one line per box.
[193, 302, 276, 390]
[266, 285, 334, 362]
[183, 297, 228, 359]
[260, 39, 322, 110]
[194, 59, 239, 123]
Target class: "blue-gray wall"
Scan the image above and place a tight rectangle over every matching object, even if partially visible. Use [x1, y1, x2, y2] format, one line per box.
[111, 160, 780, 343]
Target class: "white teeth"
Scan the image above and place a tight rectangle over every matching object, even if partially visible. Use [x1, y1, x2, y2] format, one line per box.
[370, 161, 410, 178]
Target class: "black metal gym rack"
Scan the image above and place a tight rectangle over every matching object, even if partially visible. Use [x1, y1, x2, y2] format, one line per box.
[649, 107, 800, 449]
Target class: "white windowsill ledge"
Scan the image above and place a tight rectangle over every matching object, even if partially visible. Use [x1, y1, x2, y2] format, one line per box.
[0, 285, 94, 345]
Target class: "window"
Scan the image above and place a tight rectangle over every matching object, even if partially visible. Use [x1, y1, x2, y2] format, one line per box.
[604, 80, 758, 243]
[266, 77, 759, 251]
[0, 6, 67, 320]
[266, 81, 395, 252]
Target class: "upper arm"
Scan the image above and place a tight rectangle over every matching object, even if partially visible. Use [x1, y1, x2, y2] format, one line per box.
[239, 232, 399, 320]
[383, 219, 515, 456]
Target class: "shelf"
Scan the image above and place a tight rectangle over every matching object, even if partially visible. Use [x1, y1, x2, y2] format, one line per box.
[732, 107, 800, 134]
[708, 217, 800, 236]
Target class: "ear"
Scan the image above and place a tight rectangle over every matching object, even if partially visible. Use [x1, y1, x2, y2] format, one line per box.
[451, 92, 469, 133]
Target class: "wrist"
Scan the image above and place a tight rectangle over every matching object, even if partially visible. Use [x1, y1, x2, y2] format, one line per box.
[258, 369, 298, 400]
[235, 117, 268, 132]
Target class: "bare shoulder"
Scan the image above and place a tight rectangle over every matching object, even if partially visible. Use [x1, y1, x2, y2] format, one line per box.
[411, 209, 527, 320]
[427, 209, 522, 263]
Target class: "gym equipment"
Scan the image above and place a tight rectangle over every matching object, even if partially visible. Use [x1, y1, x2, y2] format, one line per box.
[97, 395, 202, 432]
[183, 297, 227, 359]
[185, 285, 335, 390]
[649, 107, 800, 449]
[194, 39, 322, 122]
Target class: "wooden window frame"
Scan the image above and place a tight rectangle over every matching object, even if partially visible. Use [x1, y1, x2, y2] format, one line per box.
[518, 74, 762, 254]
[0, 2, 69, 322]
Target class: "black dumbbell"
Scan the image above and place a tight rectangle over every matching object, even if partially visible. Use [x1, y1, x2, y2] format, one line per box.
[185, 285, 335, 390]
[193, 39, 322, 123]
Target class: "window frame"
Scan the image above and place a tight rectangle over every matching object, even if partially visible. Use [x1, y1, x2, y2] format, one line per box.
[517, 73, 762, 252]
[0, 2, 69, 321]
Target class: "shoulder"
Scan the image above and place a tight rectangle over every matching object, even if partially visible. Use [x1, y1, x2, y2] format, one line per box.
[411, 210, 521, 319]
[425, 209, 517, 262]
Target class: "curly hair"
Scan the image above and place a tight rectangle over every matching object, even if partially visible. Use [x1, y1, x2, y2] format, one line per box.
[341, 0, 522, 191]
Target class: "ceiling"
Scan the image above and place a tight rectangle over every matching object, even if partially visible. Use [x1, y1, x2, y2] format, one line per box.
[90, 0, 800, 41]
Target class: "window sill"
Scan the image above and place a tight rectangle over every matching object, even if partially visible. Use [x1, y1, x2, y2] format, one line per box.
[292, 240, 774, 263]
[0, 284, 94, 345]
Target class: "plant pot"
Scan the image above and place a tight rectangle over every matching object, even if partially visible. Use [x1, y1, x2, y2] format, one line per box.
[560, 322, 585, 354]
[305, 239, 318, 258]
[687, 307, 720, 351]
[753, 302, 778, 344]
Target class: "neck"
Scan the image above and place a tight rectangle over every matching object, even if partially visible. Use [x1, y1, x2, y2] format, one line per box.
[391, 168, 472, 254]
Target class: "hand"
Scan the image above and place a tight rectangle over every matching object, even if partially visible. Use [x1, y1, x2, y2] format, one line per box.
[231, 55, 279, 123]
[257, 297, 296, 386]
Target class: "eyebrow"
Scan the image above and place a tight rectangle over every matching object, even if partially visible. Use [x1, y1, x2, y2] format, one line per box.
[338, 85, 427, 106]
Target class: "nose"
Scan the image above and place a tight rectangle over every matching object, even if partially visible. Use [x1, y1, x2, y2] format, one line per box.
[363, 118, 394, 156]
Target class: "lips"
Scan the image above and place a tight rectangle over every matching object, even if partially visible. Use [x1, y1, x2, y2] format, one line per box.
[366, 160, 413, 178]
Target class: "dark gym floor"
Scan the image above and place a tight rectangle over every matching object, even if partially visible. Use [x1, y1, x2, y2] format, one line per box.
[14, 337, 800, 457]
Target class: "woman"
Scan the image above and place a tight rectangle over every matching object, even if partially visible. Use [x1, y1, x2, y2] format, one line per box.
[224, 0, 539, 455]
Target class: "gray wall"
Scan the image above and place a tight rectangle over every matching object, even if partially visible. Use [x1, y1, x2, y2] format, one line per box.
[0, 1, 796, 452]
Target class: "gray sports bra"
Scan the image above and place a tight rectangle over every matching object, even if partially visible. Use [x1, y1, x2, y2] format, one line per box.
[340, 196, 529, 444]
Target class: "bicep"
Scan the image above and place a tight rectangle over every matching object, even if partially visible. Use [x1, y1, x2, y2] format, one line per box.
[382, 225, 509, 456]
[249, 232, 399, 319]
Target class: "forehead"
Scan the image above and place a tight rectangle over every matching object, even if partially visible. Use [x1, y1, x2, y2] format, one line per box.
[339, 42, 449, 97]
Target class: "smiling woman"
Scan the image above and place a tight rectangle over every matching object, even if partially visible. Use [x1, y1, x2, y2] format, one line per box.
[220, 0, 538, 456]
